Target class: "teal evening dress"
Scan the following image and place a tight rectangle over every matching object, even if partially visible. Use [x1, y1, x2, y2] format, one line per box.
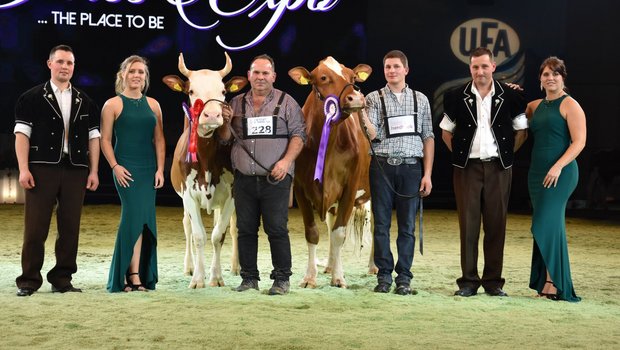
[528, 95, 581, 302]
[107, 95, 158, 292]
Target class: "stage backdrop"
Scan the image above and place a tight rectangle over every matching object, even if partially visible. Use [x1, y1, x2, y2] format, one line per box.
[1, 0, 619, 210]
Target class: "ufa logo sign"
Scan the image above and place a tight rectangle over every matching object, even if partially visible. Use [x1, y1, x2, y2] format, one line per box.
[450, 18, 520, 65]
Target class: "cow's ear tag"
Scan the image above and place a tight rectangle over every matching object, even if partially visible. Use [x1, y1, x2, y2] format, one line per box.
[299, 76, 310, 85]
[173, 83, 183, 92]
[357, 72, 369, 81]
[229, 84, 239, 92]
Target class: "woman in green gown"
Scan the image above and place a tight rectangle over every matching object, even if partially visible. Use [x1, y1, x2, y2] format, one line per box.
[101, 55, 165, 292]
[525, 57, 586, 302]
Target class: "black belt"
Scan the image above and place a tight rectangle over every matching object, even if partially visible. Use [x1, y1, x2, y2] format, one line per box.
[470, 157, 498, 163]
[375, 156, 419, 166]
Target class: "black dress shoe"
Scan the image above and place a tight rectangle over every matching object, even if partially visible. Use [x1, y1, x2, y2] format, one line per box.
[16, 287, 35, 297]
[454, 287, 478, 297]
[51, 285, 82, 293]
[373, 282, 391, 293]
[485, 287, 508, 297]
[395, 284, 413, 296]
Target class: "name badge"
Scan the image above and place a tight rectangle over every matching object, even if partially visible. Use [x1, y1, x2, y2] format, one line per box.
[243, 116, 277, 139]
[385, 114, 417, 137]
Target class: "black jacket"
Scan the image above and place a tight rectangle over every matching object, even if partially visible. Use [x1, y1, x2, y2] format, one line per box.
[442, 80, 525, 169]
[14, 81, 99, 167]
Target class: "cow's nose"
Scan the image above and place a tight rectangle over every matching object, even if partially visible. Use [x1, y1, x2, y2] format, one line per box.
[199, 111, 222, 126]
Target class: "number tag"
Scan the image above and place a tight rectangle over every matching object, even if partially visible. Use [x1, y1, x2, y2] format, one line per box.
[385, 114, 417, 138]
[243, 116, 276, 138]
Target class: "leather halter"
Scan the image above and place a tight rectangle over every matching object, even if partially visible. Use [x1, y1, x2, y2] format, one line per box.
[313, 82, 361, 105]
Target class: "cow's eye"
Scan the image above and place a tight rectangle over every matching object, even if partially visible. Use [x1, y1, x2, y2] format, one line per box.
[222, 90, 226, 95]
[320, 75, 327, 82]
[188, 89, 194, 95]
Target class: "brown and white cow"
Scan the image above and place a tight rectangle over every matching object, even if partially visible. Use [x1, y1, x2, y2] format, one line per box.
[163, 52, 247, 288]
[289, 56, 374, 288]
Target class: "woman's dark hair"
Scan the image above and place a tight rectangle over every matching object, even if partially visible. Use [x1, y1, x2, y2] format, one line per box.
[539, 56, 568, 92]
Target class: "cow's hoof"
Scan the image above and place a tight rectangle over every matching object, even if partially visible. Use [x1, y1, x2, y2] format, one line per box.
[189, 280, 205, 289]
[368, 266, 379, 275]
[230, 267, 240, 276]
[299, 279, 317, 289]
[323, 267, 333, 274]
[208, 279, 225, 287]
[331, 280, 348, 289]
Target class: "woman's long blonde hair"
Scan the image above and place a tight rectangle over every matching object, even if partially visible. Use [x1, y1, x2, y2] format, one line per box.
[115, 55, 150, 95]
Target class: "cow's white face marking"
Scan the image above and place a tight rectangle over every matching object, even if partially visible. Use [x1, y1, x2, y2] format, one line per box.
[188, 69, 227, 137]
[323, 56, 345, 80]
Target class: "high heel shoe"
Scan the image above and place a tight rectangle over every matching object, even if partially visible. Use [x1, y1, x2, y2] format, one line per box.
[538, 280, 560, 300]
[127, 272, 148, 292]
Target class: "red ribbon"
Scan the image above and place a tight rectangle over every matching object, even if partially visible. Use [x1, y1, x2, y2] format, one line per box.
[187, 99, 204, 163]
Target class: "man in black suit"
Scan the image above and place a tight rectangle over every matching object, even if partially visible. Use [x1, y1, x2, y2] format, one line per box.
[14, 44, 100, 296]
[440, 47, 527, 297]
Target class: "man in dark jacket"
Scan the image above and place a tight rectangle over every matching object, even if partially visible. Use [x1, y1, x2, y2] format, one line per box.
[14, 44, 100, 296]
[440, 47, 527, 298]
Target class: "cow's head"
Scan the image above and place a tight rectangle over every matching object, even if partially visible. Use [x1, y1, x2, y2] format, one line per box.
[163, 52, 248, 137]
[288, 56, 372, 116]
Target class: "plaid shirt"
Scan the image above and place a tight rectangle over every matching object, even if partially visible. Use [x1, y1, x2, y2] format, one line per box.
[229, 88, 306, 176]
[365, 85, 434, 158]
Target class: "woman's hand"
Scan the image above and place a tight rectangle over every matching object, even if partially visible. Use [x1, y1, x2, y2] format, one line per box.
[114, 165, 133, 188]
[543, 164, 562, 188]
[154, 170, 164, 189]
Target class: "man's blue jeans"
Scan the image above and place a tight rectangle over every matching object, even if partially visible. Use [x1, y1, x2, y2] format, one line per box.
[369, 159, 421, 286]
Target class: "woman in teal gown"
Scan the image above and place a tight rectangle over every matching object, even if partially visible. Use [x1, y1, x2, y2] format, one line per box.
[525, 57, 586, 302]
[101, 55, 165, 292]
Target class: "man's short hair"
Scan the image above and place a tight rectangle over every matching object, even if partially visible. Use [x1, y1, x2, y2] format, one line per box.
[383, 50, 408, 69]
[49, 44, 73, 60]
[470, 47, 494, 62]
[250, 54, 275, 71]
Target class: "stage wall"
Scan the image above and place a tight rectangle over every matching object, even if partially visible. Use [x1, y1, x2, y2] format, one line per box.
[1, 0, 618, 209]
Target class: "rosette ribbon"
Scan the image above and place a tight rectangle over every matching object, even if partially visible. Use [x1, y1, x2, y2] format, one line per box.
[182, 99, 204, 163]
[314, 94, 342, 183]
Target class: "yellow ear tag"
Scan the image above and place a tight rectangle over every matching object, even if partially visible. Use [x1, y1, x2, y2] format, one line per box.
[299, 76, 309, 85]
[357, 72, 369, 81]
[229, 84, 239, 92]
[173, 83, 183, 92]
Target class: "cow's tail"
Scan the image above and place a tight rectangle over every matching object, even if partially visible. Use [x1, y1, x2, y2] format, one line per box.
[345, 201, 372, 257]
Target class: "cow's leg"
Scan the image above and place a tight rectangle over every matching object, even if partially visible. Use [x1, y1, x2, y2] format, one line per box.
[329, 225, 347, 288]
[368, 238, 378, 274]
[360, 201, 378, 274]
[182, 210, 194, 276]
[230, 211, 240, 275]
[208, 198, 234, 287]
[324, 211, 336, 274]
[296, 187, 320, 288]
[301, 225, 320, 288]
[329, 186, 361, 288]
[184, 197, 207, 288]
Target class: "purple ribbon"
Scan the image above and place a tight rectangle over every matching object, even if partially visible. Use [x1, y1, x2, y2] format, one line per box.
[314, 94, 341, 183]
[181, 102, 197, 163]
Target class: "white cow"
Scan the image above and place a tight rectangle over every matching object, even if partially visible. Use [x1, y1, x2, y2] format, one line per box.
[163, 52, 247, 288]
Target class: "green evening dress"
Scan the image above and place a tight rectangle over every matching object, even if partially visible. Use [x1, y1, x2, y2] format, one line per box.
[107, 95, 158, 292]
[528, 95, 580, 302]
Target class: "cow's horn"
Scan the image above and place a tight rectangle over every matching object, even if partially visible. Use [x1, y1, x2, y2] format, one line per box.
[219, 52, 232, 78]
[178, 53, 191, 78]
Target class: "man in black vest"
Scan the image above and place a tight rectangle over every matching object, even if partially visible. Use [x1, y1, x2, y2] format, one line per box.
[440, 47, 527, 297]
[14, 44, 100, 296]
